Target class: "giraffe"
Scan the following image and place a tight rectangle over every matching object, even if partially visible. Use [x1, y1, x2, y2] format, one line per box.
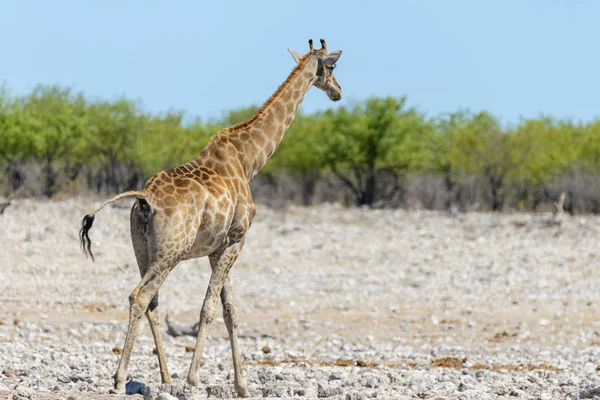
[79, 39, 342, 397]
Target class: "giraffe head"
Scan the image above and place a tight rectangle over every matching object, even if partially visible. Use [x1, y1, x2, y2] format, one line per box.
[288, 39, 342, 101]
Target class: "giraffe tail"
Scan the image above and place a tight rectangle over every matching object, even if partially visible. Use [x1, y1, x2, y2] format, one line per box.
[79, 190, 148, 261]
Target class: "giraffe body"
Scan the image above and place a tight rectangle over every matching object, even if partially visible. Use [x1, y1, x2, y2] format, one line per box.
[79, 39, 342, 397]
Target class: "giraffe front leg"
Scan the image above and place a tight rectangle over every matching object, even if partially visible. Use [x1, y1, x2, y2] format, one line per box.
[187, 239, 245, 389]
[186, 277, 223, 387]
[221, 279, 250, 397]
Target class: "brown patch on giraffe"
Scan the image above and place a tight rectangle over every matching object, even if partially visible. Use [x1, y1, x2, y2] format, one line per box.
[264, 110, 276, 127]
[252, 130, 267, 144]
[176, 188, 189, 197]
[162, 184, 175, 195]
[173, 178, 189, 188]
[284, 102, 296, 117]
[203, 160, 216, 171]
[272, 102, 286, 123]
[216, 134, 229, 145]
[302, 69, 314, 80]
[217, 197, 232, 210]
[213, 163, 229, 176]
[292, 88, 303, 101]
[213, 213, 226, 228]
[245, 134, 264, 151]
[226, 145, 238, 156]
[227, 137, 243, 150]
[280, 88, 293, 103]
[240, 145, 255, 162]
[213, 148, 226, 162]
[223, 52, 313, 134]
[198, 166, 213, 175]
[163, 195, 178, 208]
[200, 172, 211, 182]
[159, 172, 172, 183]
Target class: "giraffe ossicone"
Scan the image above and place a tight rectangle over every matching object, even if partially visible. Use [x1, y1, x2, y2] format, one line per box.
[79, 39, 342, 397]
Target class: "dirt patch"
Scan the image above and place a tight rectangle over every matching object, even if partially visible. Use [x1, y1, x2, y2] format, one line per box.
[471, 363, 559, 372]
[431, 357, 465, 369]
[490, 331, 518, 342]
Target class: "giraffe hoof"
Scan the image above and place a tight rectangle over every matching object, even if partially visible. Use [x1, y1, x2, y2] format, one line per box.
[162, 375, 173, 385]
[235, 381, 251, 398]
[186, 374, 201, 387]
[110, 376, 126, 394]
[108, 374, 125, 394]
[111, 372, 124, 392]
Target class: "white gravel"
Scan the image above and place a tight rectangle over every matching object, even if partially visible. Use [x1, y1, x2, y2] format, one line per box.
[1, 198, 599, 399]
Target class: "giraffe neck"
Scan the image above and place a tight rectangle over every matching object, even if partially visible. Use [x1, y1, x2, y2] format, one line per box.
[223, 54, 318, 181]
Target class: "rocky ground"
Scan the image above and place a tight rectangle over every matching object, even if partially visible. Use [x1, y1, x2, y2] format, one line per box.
[1, 198, 600, 399]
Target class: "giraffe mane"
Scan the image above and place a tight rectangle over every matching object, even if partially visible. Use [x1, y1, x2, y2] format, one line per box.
[223, 52, 313, 133]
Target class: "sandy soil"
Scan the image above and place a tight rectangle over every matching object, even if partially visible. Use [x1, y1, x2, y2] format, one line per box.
[1, 198, 600, 399]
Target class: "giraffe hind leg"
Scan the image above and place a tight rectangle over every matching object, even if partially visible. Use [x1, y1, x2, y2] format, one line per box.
[146, 296, 172, 384]
[111, 264, 174, 393]
[129, 202, 172, 386]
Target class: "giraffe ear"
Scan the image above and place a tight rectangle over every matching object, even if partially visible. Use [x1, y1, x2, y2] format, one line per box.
[322, 50, 342, 67]
[288, 49, 303, 64]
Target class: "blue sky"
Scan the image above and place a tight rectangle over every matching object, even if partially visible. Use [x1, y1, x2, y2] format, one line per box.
[1, 0, 598, 124]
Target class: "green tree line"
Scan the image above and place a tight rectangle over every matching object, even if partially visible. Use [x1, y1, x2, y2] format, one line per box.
[1, 85, 599, 212]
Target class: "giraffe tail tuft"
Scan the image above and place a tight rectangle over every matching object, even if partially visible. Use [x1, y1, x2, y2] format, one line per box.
[78, 190, 147, 262]
[80, 214, 96, 261]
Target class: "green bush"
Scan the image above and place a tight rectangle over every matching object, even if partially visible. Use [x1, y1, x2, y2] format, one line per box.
[0, 84, 599, 212]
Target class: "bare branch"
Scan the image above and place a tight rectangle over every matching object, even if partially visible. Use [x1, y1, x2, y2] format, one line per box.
[331, 166, 359, 196]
